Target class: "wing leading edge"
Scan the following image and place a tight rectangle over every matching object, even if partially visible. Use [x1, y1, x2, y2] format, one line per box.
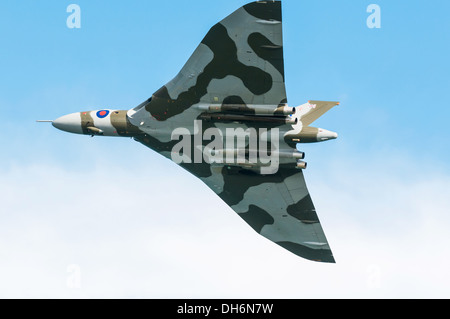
[131, 0, 287, 123]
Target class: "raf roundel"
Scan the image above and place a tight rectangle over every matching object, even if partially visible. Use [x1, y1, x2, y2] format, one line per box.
[96, 110, 110, 118]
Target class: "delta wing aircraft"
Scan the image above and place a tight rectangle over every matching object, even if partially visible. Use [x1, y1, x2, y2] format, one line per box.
[45, 1, 339, 263]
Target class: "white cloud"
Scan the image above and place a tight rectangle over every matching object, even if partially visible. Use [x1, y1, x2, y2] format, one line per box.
[1, 149, 450, 298]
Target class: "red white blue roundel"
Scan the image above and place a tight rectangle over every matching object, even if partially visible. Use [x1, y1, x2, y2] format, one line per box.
[96, 110, 110, 118]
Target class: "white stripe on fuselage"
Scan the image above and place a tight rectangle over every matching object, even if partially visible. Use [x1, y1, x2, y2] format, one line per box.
[91, 110, 119, 136]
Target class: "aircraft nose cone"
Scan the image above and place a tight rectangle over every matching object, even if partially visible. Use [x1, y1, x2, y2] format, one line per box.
[52, 113, 83, 134]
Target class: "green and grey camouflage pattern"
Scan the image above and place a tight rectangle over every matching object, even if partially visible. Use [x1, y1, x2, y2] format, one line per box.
[50, 1, 339, 263]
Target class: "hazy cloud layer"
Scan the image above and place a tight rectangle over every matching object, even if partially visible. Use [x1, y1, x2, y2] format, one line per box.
[1, 149, 449, 298]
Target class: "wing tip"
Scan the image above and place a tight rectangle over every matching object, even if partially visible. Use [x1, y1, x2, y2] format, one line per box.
[243, 1, 282, 22]
[276, 241, 335, 263]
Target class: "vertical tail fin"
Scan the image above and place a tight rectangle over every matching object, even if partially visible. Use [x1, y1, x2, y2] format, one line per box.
[295, 101, 340, 126]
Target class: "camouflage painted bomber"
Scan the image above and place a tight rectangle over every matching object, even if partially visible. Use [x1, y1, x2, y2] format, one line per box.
[52, 1, 337, 263]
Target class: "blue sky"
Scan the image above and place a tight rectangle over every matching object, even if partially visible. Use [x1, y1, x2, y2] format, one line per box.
[1, 0, 450, 298]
